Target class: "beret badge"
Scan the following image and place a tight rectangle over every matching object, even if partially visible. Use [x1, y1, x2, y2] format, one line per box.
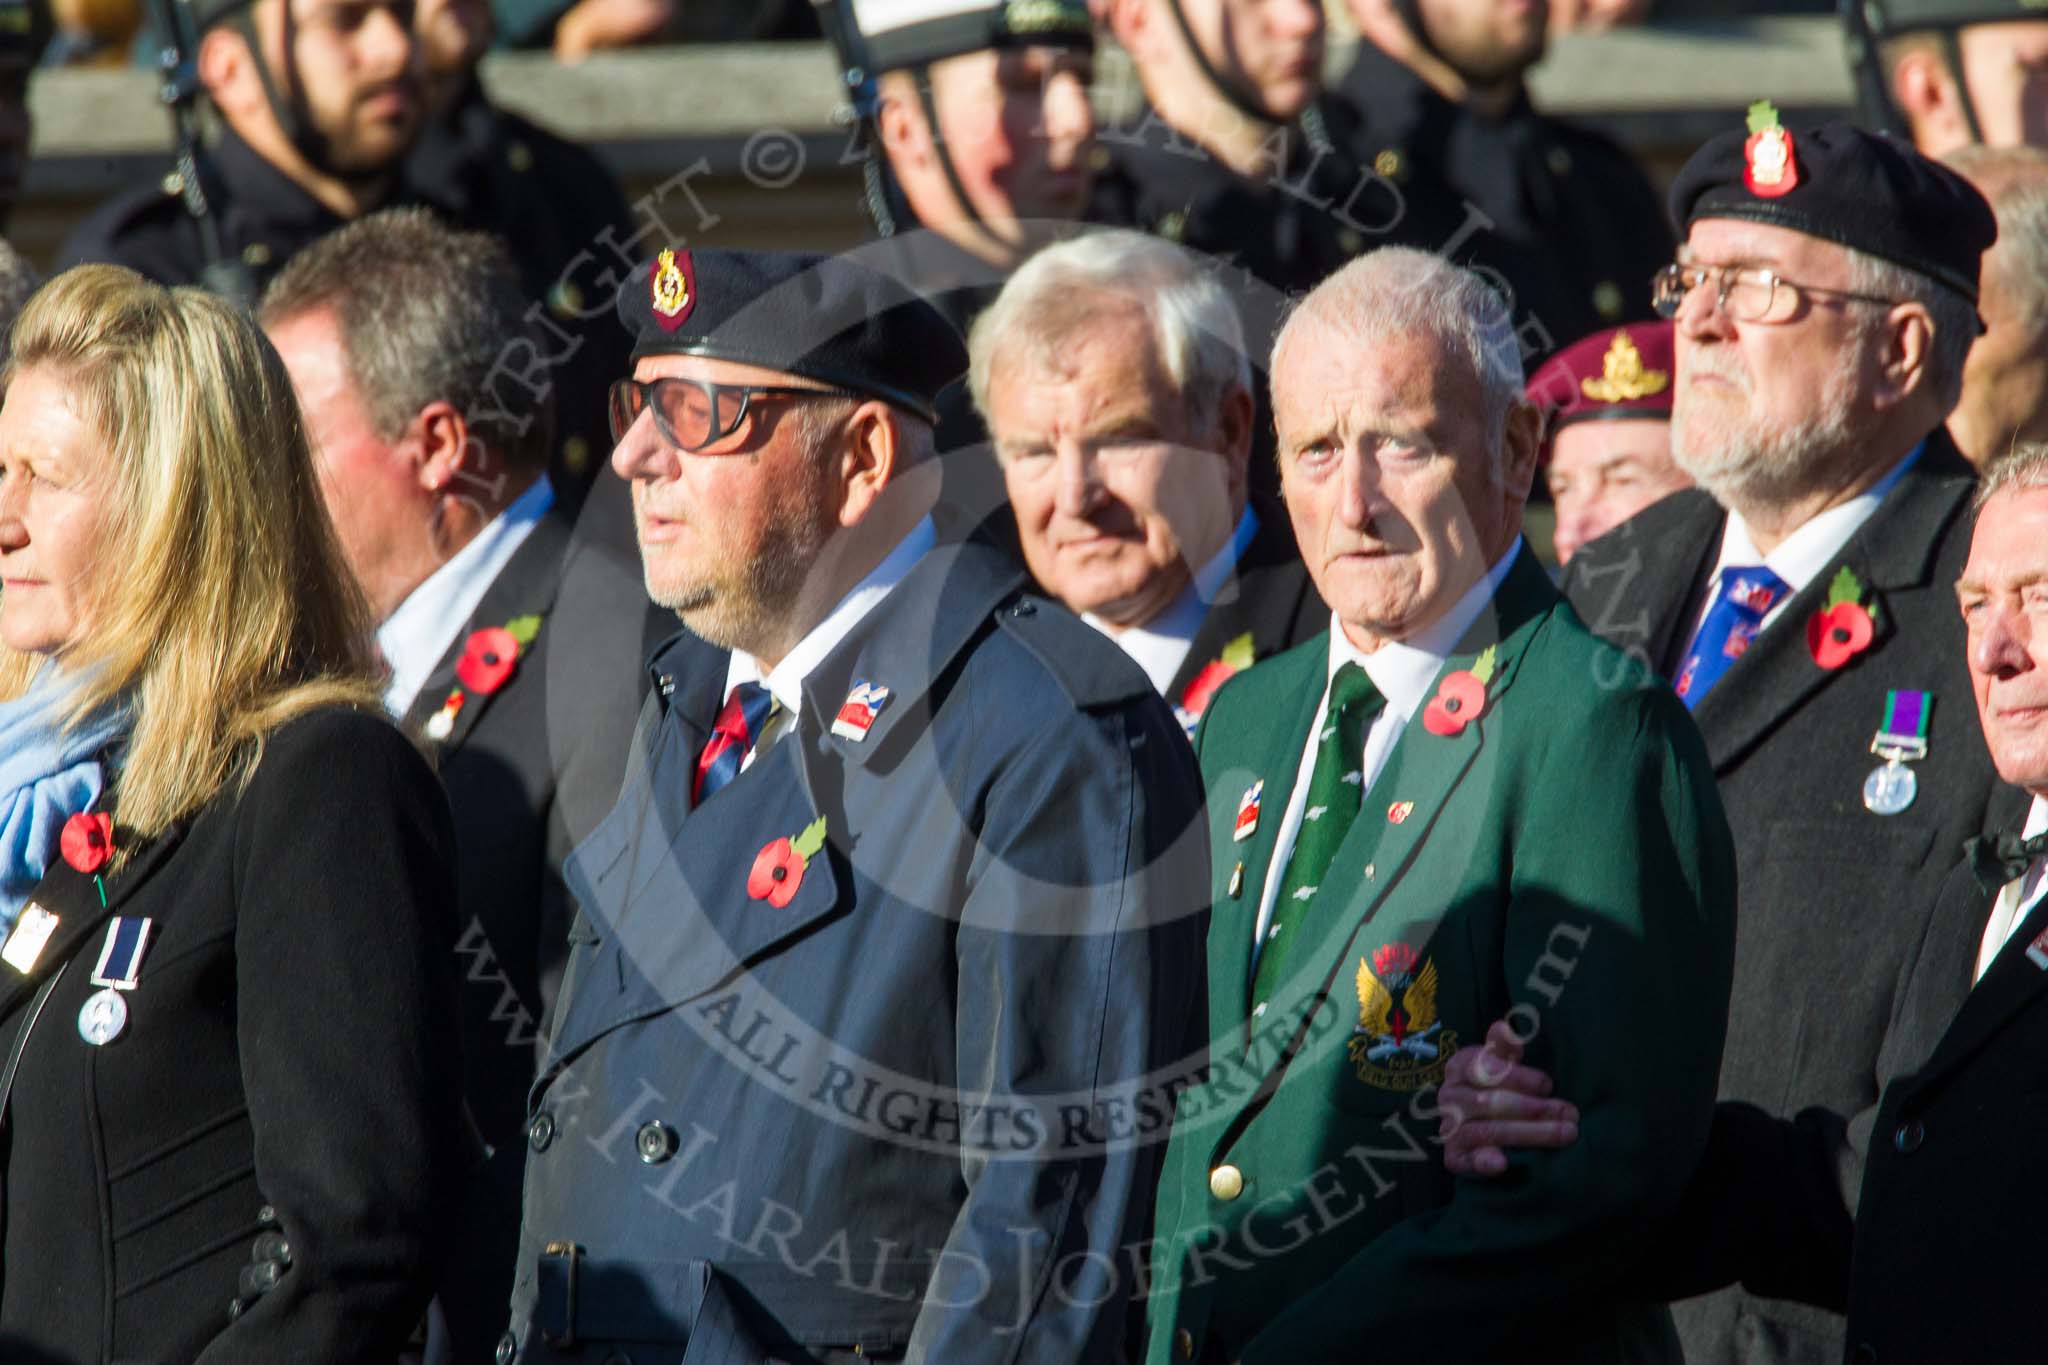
[651, 248, 695, 332]
[1743, 100, 1798, 199]
[1580, 330, 1669, 405]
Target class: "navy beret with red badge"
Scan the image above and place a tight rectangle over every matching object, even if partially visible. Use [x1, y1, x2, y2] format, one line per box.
[1667, 103, 1997, 302]
[618, 247, 967, 425]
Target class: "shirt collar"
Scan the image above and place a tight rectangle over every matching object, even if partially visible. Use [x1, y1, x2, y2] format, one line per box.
[1716, 443, 1921, 594]
[377, 476, 555, 715]
[725, 516, 938, 717]
[1328, 536, 1524, 719]
[1083, 507, 1259, 695]
[2026, 793, 2048, 842]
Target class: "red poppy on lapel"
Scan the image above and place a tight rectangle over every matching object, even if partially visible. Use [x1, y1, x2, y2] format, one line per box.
[456, 626, 520, 695]
[1807, 602, 1874, 670]
[1807, 567, 1877, 670]
[1423, 645, 1498, 738]
[60, 812, 113, 874]
[747, 816, 829, 910]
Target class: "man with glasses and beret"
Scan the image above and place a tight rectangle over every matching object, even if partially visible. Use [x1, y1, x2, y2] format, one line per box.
[499, 247, 1209, 1364]
[1555, 112, 2006, 1365]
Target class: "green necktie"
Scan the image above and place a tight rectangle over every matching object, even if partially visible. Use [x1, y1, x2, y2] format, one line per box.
[1253, 662, 1383, 1014]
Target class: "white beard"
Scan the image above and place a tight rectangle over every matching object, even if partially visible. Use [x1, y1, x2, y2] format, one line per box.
[1671, 345, 1867, 512]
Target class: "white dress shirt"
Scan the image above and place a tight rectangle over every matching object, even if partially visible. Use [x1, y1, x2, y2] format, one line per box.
[1692, 445, 1919, 642]
[1248, 539, 1524, 984]
[377, 476, 555, 717]
[1083, 508, 1261, 698]
[1975, 794, 2048, 983]
[721, 516, 937, 767]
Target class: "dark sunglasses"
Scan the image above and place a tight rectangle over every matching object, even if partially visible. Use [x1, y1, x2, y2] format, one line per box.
[607, 376, 858, 451]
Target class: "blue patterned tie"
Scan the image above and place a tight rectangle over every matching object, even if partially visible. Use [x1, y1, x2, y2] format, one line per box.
[1674, 565, 1789, 708]
[693, 682, 777, 806]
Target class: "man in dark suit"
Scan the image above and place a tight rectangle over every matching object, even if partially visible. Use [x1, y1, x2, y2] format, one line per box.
[259, 208, 663, 1364]
[1441, 442, 2048, 1364]
[968, 228, 1323, 732]
[500, 248, 1209, 1363]
[1557, 117, 2003, 1365]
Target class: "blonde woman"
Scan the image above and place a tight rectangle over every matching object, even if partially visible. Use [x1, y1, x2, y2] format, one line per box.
[0, 266, 464, 1362]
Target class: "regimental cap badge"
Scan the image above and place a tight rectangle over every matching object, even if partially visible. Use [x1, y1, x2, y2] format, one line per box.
[1743, 100, 1799, 199]
[651, 248, 695, 331]
[1580, 330, 1670, 405]
[994, 0, 1091, 41]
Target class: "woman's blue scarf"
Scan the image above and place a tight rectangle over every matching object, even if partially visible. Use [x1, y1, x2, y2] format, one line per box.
[0, 664, 131, 930]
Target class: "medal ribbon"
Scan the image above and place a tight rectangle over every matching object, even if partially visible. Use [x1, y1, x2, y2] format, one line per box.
[89, 916, 152, 990]
[1875, 689, 1930, 756]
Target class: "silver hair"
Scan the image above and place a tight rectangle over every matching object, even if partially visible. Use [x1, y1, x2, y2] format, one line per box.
[0, 239, 40, 370]
[1976, 440, 2048, 509]
[1945, 145, 2048, 328]
[966, 228, 1253, 435]
[1271, 246, 1525, 453]
[1842, 246, 1978, 419]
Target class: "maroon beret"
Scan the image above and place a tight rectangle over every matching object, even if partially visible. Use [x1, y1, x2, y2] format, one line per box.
[1526, 320, 1675, 452]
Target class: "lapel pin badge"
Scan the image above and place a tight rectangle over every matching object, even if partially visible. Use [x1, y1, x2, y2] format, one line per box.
[1, 903, 60, 975]
[1234, 780, 1263, 843]
[830, 681, 891, 742]
[1388, 801, 1415, 825]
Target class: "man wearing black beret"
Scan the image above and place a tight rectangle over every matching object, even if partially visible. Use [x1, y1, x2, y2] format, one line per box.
[498, 246, 1210, 1364]
[1511, 111, 2007, 1365]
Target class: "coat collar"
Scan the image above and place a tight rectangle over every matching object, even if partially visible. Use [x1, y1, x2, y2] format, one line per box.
[401, 508, 574, 752]
[1168, 499, 1322, 703]
[1910, 876, 2048, 1095]
[0, 823, 185, 1019]
[1689, 435, 1975, 772]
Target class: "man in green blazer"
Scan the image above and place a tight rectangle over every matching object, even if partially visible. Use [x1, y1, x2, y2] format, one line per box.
[1142, 245, 1738, 1365]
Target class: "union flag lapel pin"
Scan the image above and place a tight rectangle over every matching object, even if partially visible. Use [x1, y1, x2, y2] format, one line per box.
[830, 681, 891, 742]
[1234, 780, 1263, 843]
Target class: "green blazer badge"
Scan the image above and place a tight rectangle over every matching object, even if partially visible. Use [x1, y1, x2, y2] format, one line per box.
[1145, 545, 1737, 1364]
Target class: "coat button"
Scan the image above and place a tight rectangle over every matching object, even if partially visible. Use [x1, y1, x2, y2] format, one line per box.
[528, 1112, 557, 1152]
[1893, 1119, 1924, 1154]
[1208, 1164, 1244, 1201]
[1174, 1326, 1196, 1359]
[636, 1120, 679, 1164]
[495, 1330, 516, 1365]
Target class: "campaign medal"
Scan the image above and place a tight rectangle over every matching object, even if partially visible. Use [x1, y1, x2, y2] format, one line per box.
[78, 916, 152, 1046]
[1233, 781, 1263, 843]
[1862, 689, 1930, 817]
[1, 903, 60, 974]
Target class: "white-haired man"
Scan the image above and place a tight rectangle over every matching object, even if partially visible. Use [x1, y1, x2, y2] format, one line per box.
[1441, 442, 2048, 1363]
[1560, 117, 2007, 1365]
[1947, 144, 2048, 465]
[1140, 245, 1735, 1364]
[970, 229, 1324, 730]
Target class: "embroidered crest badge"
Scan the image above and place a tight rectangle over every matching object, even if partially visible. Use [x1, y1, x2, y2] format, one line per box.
[651, 248, 695, 331]
[1742, 100, 1798, 198]
[1579, 330, 1670, 405]
[1347, 942, 1459, 1091]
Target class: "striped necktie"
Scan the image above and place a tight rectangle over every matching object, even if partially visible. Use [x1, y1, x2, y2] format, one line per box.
[693, 681, 777, 806]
